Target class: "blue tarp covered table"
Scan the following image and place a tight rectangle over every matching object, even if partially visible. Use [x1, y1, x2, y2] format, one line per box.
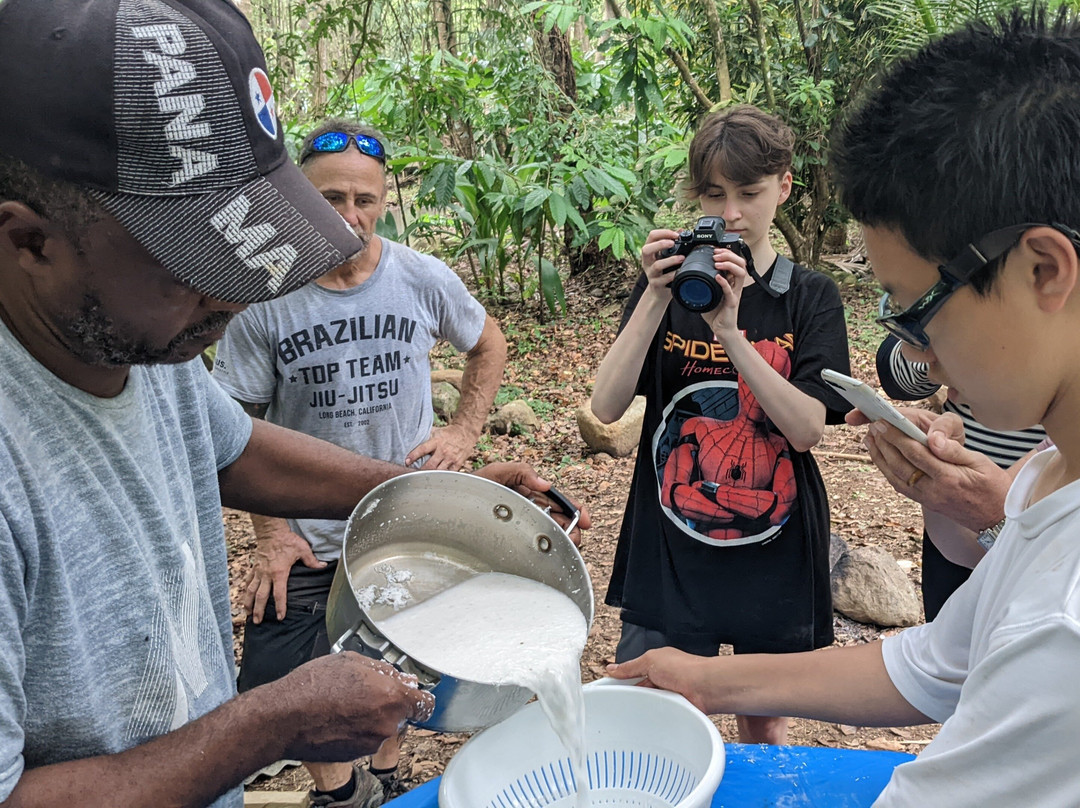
[385, 743, 915, 806]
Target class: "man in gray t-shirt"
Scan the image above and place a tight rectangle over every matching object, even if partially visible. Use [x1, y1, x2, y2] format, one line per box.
[0, 5, 576, 806]
[212, 119, 506, 804]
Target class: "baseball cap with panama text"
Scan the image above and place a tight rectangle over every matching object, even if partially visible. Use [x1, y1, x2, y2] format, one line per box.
[0, 0, 364, 304]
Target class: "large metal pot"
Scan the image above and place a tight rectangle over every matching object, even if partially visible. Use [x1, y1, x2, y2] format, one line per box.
[326, 470, 593, 732]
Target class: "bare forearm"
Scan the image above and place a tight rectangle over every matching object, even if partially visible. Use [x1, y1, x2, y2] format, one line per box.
[7, 686, 292, 808]
[250, 512, 293, 540]
[219, 418, 406, 519]
[592, 294, 667, 423]
[699, 643, 929, 727]
[923, 508, 986, 568]
[721, 333, 825, 452]
[452, 316, 506, 438]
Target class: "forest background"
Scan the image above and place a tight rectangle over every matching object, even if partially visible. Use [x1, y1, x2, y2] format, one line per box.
[233, 0, 1077, 317]
[228, 0, 1074, 794]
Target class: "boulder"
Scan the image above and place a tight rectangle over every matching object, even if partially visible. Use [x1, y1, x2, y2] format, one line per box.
[431, 381, 460, 422]
[487, 399, 540, 435]
[430, 368, 464, 391]
[832, 544, 921, 627]
[576, 396, 646, 457]
[829, 532, 849, 572]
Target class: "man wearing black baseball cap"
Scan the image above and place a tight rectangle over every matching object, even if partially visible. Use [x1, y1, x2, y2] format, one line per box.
[0, 1, 586, 806]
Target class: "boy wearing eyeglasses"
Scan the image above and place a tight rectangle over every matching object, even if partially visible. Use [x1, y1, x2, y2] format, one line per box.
[212, 118, 507, 805]
[610, 8, 1080, 805]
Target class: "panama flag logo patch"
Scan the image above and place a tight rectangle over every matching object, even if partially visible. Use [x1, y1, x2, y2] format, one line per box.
[248, 68, 278, 139]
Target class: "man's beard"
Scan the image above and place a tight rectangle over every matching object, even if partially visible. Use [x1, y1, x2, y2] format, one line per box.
[64, 294, 234, 367]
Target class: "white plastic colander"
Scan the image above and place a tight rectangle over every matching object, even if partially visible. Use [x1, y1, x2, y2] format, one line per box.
[438, 678, 725, 808]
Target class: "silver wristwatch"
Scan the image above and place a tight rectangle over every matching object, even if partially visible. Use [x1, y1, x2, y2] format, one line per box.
[976, 517, 1007, 551]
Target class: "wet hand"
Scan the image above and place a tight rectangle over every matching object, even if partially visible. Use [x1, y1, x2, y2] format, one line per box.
[276, 652, 435, 762]
[607, 647, 714, 715]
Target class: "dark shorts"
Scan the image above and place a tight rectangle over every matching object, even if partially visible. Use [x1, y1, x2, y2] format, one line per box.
[615, 621, 786, 662]
[236, 560, 343, 693]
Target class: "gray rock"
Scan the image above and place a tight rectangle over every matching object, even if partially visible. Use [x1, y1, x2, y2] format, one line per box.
[832, 544, 921, 628]
[430, 368, 464, 391]
[829, 532, 849, 572]
[487, 399, 540, 435]
[431, 381, 460, 422]
[576, 396, 646, 457]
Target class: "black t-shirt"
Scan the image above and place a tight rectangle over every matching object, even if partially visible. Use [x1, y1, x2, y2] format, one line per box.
[606, 260, 852, 652]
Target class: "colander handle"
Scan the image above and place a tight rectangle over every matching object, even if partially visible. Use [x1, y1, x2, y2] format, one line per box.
[541, 486, 580, 536]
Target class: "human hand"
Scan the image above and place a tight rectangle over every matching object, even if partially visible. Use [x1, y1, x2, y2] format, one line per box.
[640, 229, 684, 303]
[472, 461, 593, 545]
[274, 652, 435, 763]
[699, 247, 748, 340]
[853, 408, 1010, 531]
[606, 647, 717, 715]
[243, 524, 326, 623]
[405, 424, 475, 470]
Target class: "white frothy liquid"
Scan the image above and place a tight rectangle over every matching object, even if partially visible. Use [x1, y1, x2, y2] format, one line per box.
[379, 572, 591, 807]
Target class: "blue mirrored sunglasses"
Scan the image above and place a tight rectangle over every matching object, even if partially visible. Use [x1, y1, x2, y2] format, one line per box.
[306, 132, 386, 164]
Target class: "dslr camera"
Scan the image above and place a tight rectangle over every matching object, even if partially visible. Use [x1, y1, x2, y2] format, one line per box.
[658, 216, 755, 312]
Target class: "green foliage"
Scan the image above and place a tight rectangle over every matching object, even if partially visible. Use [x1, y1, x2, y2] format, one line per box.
[494, 384, 526, 407]
[527, 398, 556, 420]
[245, 0, 1059, 314]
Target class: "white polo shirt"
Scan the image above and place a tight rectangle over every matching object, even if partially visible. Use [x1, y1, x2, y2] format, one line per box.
[877, 446, 1080, 806]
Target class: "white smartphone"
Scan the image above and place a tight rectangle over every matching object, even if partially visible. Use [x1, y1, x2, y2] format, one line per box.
[821, 368, 928, 446]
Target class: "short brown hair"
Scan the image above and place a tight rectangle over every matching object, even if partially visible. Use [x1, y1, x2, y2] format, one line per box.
[684, 105, 794, 198]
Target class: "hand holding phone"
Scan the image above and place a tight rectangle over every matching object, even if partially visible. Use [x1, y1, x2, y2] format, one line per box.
[821, 369, 928, 446]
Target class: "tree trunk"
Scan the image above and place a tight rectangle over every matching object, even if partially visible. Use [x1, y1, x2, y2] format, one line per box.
[312, 35, 328, 116]
[743, 0, 775, 108]
[666, 47, 714, 111]
[536, 21, 577, 109]
[774, 209, 809, 266]
[432, 0, 455, 53]
[699, 0, 731, 102]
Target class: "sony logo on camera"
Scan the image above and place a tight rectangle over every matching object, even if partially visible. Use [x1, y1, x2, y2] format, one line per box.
[660, 216, 754, 312]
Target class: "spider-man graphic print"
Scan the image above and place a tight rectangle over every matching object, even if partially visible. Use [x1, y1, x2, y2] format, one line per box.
[605, 264, 851, 651]
[656, 340, 796, 545]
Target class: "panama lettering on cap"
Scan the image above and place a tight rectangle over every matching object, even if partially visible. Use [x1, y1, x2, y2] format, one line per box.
[0, 0, 364, 304]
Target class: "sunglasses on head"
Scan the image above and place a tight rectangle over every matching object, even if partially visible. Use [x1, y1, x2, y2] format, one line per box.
[877, 222, 1080, 350]
[304, 131, 386, 164]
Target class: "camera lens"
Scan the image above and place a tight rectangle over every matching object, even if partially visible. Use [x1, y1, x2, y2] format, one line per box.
[675, 277, 715, 310]
[670, 245, 722, 311]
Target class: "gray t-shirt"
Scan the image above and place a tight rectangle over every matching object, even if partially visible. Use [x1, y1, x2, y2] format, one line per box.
[0, 318, 252, 807]
[213, 237, 485, 560]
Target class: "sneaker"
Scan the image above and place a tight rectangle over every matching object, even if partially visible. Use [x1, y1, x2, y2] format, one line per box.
[376, 772, 410, 801]
[306, 763, 385, 808]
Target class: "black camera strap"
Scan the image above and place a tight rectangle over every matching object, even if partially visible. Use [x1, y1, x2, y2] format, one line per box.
[751, 255, 793, 298]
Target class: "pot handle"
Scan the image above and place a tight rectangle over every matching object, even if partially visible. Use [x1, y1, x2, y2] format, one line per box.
[330, 620, 362, 654]
[540, 486, 580, 536]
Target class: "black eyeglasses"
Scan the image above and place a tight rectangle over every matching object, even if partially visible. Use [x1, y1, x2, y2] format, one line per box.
[301, 132, 386, 165]
[877, 222, 1080, 350]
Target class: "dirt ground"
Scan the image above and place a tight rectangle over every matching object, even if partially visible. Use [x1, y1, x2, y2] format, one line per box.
[229, 261, 941, 796]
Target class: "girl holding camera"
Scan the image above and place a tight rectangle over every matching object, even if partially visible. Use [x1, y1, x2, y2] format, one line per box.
[591, 105, 851, 744]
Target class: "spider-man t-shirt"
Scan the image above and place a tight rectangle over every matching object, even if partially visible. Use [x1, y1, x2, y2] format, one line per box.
[606, 259, 851, 652]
